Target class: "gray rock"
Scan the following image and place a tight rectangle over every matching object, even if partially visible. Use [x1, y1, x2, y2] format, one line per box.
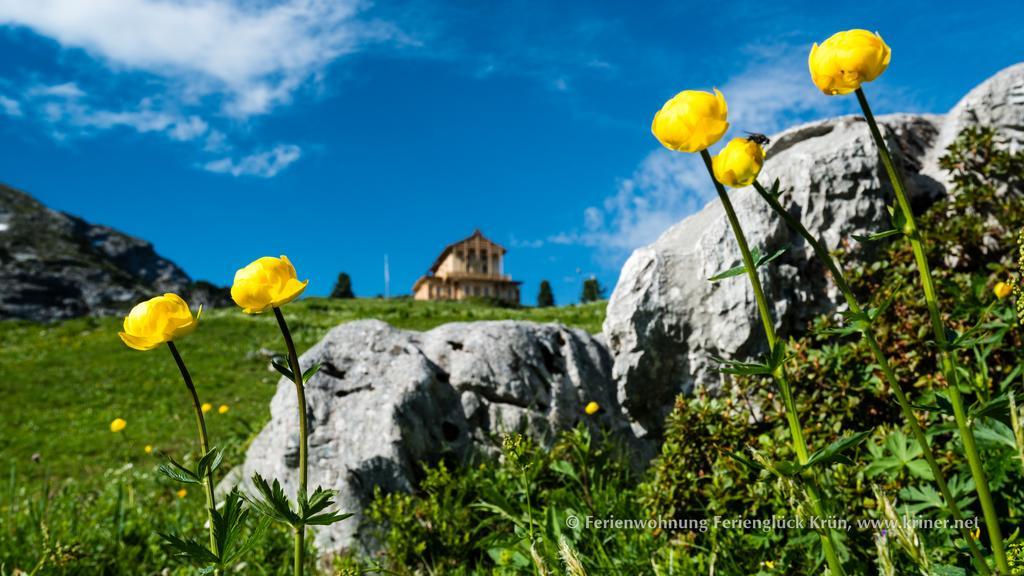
[604, 62, 1024, 436]
[0, 184, 229, 321]
[233, 319, 631, 554]
[923, 63, 1024, 188]
[605, 114, 941, 435]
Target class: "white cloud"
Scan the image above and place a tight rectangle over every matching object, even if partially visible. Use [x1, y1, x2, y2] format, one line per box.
[17, 82, 209, 142]
[550, 149, 709, 254]
[204, 144, 302, 178]
[0, 94, 21, 116]
[0, 0, 399, 117]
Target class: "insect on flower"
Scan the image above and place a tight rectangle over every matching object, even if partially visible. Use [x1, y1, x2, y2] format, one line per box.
[744, 131, 770, 146]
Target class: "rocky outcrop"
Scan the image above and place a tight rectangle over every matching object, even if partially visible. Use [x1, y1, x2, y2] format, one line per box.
[0, 184, 227, 321]
[604, 63, 1024, 436]
[923, 63, 1024, 188]
[233, 319, 630, 554]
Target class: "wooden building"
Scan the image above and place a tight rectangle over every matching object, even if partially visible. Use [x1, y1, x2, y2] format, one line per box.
[413, 230, 521, 304]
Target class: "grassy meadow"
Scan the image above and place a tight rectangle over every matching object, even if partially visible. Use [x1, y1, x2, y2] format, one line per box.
[0, 298, 605, 484]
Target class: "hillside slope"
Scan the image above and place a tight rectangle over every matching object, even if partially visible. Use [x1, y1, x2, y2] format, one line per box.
[0, 184, 218, 321]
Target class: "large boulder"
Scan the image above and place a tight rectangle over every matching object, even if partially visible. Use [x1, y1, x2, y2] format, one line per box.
[0, 184, 229, 321]
[923, 63, 1024, 187]
[604, 114, 942, 435]
[233, 319, 630, 554]
[604, 62, 1024, 436]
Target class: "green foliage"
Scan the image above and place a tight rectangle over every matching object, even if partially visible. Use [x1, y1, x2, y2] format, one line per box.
[708, 245, 788, 282]
[0, 298, 605, 483]
[357, 427, 665, 574]
[579, 277, 605, 304]
[0, 463, 296, 575]
[246, 474, 351, 528]
[536, 280, 555, 308]
[331, 273, 355, 299]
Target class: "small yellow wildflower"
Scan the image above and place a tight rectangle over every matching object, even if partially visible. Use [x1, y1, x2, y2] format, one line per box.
[994, 281, 1012, 299]
[231, 256, 309, 314]
[762, 559, 776, 569]
[808, 30, 891, 95]
[110, 418, 127, 433]
[218, 404, 229, 414]
[713, 138, 765, 188]
[651, 89, 729, 153]
[118, 293, 200, 351]
[144, 445, 153, 454]
[176, 488, 187, 499]
[201, 403, 212, 413]
[584, 401, 600, 415]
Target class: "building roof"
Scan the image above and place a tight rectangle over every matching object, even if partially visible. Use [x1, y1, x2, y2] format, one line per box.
[427, 229, 506, 274]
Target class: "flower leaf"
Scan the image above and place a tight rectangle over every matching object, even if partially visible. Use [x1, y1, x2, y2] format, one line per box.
[805, 429, 872, 468]
[159, 531, 219, 565]
[302, 362, 322, 384]
[196, 447, 223, 480]
[244, 473, 300, 527]
[708, 245, 788, 282]
[272, 358, 294, 380]
[157, 454, 201, 485]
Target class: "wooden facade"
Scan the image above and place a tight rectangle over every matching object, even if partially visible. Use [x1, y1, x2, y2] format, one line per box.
[413, 230, 521, 304]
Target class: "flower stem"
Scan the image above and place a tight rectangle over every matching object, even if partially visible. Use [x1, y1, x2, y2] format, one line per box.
[700, 150, 845, 575]
[856, 88, 1009, 574]
[274, 307, 308, 576]
[752, 180, 992, 574]
[167, 341, 219, 562]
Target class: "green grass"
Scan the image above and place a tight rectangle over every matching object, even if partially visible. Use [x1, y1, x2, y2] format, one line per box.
[0, 298, 606, 484]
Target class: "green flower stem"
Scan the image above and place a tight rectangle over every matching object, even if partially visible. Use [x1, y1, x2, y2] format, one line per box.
[167, 341, 219, 562]
[273, 306, 308, 576]
[856, 87, 1009, 574]
[752, 180, 992, 574]
[700, 150, 846, 576]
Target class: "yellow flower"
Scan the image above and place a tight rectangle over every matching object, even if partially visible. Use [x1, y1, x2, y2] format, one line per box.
[110, 418, 126, 433]
[144, 445, 153, 454]
[762, 560, 776, 569]
[994, 281, 1012, 299]
[231, 255, 309, 314]
[712, 138, 766, 188]
[809, 29, 891, 95]
[218, 404, 229, 414]
[176, 488, 187, 499]
[118, 293, 200, 351]
[201, 402, 212, 414]
[584, 401, 600, 415]
[651, 89, 729, 153]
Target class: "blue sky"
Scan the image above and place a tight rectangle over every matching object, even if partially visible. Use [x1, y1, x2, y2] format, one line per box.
[0, 0, 1021, 306]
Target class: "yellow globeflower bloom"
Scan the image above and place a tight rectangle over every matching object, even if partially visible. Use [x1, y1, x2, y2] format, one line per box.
[176, 488, 187, 499]
[651, 89, 729, 153]
[584, 401, 600, 415]
[201, 402, 212, 413]
[110, 418, 127, 433]
[119, 293, 200, 351]
[712, 138, 766, 188]
[994, 282, 1012, 299]
[809, 29, 891, 95]
[144, 445, 153, 454]
[218, 404, 229, 414]
[231, 255, 309, 314]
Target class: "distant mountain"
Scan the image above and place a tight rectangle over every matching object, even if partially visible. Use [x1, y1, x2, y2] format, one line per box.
[0, 184, 228, 322]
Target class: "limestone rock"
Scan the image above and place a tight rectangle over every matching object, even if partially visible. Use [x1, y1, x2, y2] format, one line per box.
[604, 62, 1024, 436]
[604, 114, 942, 435]
[234, 319, 629, 554]
[0, 184, 229, 321]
